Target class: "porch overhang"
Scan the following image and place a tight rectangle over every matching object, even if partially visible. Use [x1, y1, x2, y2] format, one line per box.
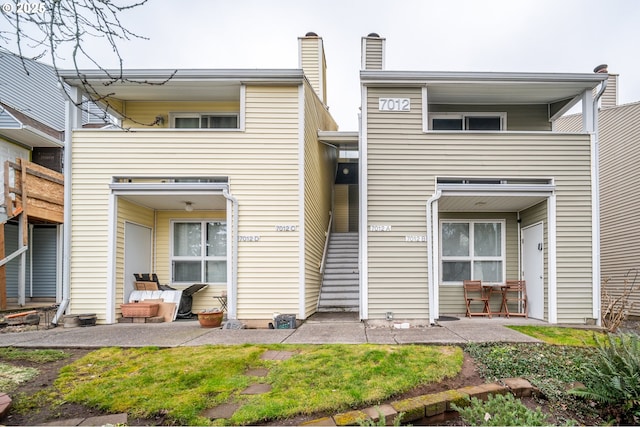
[436, 183, 555, 212]
[109, 181, 229, 211]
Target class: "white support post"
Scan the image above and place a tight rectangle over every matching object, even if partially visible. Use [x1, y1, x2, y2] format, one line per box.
[582, 89, 595, 133]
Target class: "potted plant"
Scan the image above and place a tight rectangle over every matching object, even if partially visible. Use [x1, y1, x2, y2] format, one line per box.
[197, 308, 223, 328]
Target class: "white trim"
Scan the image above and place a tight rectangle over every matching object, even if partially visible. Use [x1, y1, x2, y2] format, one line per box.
[226, 197, 233, 317]
[222, 189, 238, 320]
[422, 86, 429, 133]
[359, 84, 368, 320]
[439, 219, 507, 285]
[106, 192, 117, 324]
[316, 38, 325, 105]
[582, 89, 595, 133]
[590, 132, 601, 324]
[547, 194, 557, 323]
[239, 85, 246, 131]
[169, 219, 228, 284]
[170, 112, 240, 129]
[521, 221, 545, 319]
[298, 84, 306, 319]
[426, 190, 442, 325]
[428, 112, 507, 131]
[62, 86, 82, 318]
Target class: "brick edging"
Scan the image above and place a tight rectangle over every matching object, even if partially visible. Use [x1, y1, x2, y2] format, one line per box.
[302, 378, 536, 426]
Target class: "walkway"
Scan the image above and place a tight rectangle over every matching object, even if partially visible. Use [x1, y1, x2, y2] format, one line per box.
[0, 315, 545, 348]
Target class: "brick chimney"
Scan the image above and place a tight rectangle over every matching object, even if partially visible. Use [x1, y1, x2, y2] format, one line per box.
[298, 32, 327, 104]
[594, 64, 619, 109]
[361, 33, 385, 70]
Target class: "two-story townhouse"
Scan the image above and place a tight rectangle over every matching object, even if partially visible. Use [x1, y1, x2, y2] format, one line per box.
[59, 34, 338, 326]
[555, 67, 640, 318]
[0, 53, 67, 308]
[358, 34, 607, 325]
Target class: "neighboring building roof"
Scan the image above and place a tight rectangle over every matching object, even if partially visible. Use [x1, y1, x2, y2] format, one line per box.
[0, 52, 66, 132]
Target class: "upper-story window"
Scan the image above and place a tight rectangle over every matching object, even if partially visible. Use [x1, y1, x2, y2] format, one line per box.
[430, 113, 506, 131]
[171, 113, 239, 129]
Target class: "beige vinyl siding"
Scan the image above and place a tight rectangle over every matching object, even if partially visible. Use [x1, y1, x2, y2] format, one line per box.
[366, 86, 594, 323]
[334, 185, 349, 232]
[429, 104, 551, 131]
[115, 200, 154, 313]
[438, 213, 518, 316]
[601, 74, 618, 109]
[363, 38, 384, 70]
[122, 101, 241, 128]
[521, 201, 548, 320]
[554, 113, 582, 133]
[299, 38, 326, 104]
[302, 83, 338, 317]
[367, 87, 427, 319]
[597, 102, 640, 316]
[69, 85, 301, 321]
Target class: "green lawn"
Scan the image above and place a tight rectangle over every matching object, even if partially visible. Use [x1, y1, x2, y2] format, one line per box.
[506, 325, 605, 346]
[55, 344, 462, 425]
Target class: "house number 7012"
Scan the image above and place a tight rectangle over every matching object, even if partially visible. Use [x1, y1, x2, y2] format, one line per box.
[378, 98, 410, 112]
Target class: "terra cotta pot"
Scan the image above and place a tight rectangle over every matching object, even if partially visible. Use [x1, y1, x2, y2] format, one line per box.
[197, 311, 223, 328]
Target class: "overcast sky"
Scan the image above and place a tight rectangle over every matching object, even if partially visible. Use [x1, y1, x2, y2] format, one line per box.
[53, 0, 640, 131]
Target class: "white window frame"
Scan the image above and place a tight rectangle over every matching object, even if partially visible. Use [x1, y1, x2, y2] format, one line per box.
[170, 112, 241, 130]
[429, 112, 507, 131]
[440, 219, 506, 285]
[170, 220, 227, 284]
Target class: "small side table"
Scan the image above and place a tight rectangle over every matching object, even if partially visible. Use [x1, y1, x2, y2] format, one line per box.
[214, 295, 228, 312]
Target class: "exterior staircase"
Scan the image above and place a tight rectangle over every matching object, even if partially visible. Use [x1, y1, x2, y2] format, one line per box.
[318, 232, 359, 312]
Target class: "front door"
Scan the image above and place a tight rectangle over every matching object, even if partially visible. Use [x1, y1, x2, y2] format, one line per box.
[522, 223, 544, 319]
[124, 222, 152, 302]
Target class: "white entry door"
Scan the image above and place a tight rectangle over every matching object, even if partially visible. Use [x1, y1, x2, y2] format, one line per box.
[522, 223, 544, 319]
[124, 222, 152, 303]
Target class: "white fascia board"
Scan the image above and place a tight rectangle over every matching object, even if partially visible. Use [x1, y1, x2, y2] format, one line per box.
[438, 184, 556, 193]
[109, 182, 229, 193]
[60, 69, 305, 83]
[361, 70, 608, 85]
[22, 125, 64, 147]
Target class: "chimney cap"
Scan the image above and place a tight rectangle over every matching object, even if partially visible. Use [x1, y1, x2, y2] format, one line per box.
[593, 64, 608, 73]
[367, 32, 381, 38]
[305, 32, 319, 37]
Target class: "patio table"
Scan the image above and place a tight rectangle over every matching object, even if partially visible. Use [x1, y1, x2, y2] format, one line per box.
[482, 284, 508, 317]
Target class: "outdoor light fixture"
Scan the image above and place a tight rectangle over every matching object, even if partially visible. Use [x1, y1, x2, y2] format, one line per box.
[184, 201, 194, 212]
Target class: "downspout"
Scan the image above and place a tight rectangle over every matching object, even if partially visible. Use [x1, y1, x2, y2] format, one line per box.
[591, 77, 607, 326]
[426, 190, 442, 325]
[222, 189, 238, 320]
[52, 85, 80, 325]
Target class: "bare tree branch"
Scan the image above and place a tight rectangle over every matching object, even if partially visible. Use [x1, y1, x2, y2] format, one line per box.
[1, 0, 174, 127]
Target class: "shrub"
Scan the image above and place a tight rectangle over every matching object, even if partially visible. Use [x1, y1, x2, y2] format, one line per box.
[451, 393, 548, 426]
[569, 332, 640, 424]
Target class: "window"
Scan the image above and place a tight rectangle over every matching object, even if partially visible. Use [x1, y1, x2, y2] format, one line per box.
[172, 113, 239, 129]
[441, 221, 504, 283]
[172, 221, 227, 283]
[430, 113, 506, 131]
